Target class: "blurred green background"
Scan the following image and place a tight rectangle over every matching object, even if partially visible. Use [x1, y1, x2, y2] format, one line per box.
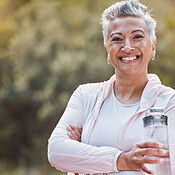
[0, 0, 175, 174]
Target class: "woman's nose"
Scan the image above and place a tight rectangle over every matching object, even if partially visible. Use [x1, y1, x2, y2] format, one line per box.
[121, 40, 135, 53]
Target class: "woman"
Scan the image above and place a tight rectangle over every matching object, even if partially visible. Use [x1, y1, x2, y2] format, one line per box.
[48, 0, 175, 174]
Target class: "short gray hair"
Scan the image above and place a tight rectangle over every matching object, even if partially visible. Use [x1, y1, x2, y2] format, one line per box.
[101, 0, 157, 46]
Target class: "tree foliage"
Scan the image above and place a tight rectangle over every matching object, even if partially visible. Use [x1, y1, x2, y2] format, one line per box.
[0, 0, 175, 170]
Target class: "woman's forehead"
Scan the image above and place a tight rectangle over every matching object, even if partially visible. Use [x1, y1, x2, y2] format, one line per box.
[108, 16, 149, 35]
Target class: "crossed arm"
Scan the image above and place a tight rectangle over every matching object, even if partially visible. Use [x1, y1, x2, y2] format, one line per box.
[66, 123, 169, 175]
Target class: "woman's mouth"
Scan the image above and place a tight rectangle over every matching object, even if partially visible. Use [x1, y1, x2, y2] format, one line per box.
[119, 55, 140, 61]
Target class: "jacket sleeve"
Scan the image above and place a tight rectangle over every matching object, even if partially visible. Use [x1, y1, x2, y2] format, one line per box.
[165, 94, 175, 174]
[47, 85, 122, 174]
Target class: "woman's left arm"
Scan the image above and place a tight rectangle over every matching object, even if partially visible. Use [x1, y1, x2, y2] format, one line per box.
[165, 95, 175, 174]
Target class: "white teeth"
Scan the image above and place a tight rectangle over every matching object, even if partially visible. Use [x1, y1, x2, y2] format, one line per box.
[122, 57, 137, 61]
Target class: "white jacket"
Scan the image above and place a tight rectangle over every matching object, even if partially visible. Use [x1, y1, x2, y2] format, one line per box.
[48, 74, 175, 174]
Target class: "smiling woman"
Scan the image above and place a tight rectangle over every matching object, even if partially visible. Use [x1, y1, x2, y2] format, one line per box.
[106, 16, 155, 94]
[48, 0, 175, 175]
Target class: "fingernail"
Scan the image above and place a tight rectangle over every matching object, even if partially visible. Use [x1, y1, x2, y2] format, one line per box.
[158, 143, 163, 148]
[159, 158, 164, 163]
[162, 150, 167, 154]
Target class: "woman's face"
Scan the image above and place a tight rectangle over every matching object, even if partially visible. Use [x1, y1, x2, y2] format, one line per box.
[106, 16, 156, 77]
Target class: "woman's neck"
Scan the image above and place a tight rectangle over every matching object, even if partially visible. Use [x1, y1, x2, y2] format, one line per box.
[114, 73, 149, 104]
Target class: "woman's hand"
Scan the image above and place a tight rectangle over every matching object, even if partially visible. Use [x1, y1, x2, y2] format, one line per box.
[66, 123, 82, 142]
[66, 125, 169, 175]
[117, 141, 169, 174]
[66, 125, 82, 175]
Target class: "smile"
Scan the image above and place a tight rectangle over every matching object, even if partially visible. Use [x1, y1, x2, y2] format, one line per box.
[119, 56, 140, 61]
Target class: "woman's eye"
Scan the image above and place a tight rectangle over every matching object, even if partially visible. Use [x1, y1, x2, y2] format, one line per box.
[112, 37, 123, 42]
[133, 35, 144, 39]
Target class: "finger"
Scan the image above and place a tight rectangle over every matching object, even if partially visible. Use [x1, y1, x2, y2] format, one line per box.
[140, 165, 154, 175]
[70, 129, 79, 140]
[69, 123, 76, 130]
[164, 150, 170, 157]
[157, 149, 170, 158]
[66, 125, 79, 140]
[69, 124, 81, 140]
[67, 131, 76, 140]
[138, 156, 164, 164]
[136, 148, 167, 157]
[136, 142, 163, 149]
[74, 127, 81, 138]
[77, 125, 82, 133]
[66, 125, 72, 132]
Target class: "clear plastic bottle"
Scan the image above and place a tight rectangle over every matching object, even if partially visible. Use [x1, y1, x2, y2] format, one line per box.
[143, 107, 172, 175]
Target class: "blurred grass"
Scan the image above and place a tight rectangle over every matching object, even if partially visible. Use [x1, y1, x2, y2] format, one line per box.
[0, 0, 175, 174]
[0, 163, 66, 175]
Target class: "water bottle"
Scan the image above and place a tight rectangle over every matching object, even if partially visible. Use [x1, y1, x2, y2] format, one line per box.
[143, 107, 172, 175]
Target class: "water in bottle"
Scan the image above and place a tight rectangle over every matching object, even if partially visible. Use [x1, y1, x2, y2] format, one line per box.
[143, 107, 172, 175]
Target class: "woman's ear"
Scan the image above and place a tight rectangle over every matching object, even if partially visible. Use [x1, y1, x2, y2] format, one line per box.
[151, 39, 157, 60]
[106, 45, 108, 52]
[152, 39, 157, 52]
[105, 46, 110, 64]
[107, 54, 110, 64]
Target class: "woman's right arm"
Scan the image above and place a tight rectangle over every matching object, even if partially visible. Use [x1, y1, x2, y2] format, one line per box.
[48, 85, 123, 174]
[117, 142, 168, 174]
[67, 124, 169, 175]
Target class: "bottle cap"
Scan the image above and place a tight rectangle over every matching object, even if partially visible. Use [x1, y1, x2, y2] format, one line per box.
[150, 107, 164, 113]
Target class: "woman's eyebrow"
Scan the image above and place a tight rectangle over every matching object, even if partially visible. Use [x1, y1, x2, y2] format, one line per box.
[131, 29, 144, 33]
[110, 29, 144, 37]
[110, 29, 145, 38]
[110, 32, 122, 37]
